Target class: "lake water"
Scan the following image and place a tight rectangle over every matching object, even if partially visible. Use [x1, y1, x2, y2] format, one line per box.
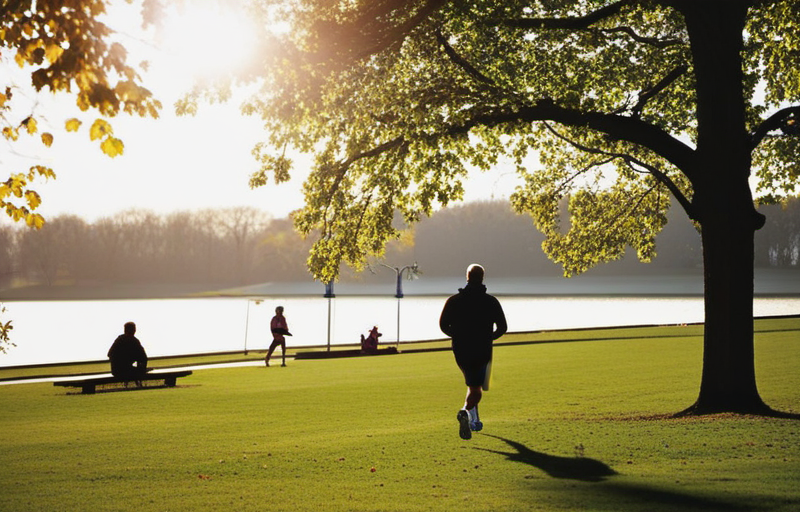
[2, 295, 799, 367]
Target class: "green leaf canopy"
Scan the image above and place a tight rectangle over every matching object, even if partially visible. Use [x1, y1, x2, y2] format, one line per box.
[213, 0, 800, 282]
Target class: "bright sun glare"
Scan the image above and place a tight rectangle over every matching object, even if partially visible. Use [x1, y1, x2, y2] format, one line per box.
[157, 1, 260, 82]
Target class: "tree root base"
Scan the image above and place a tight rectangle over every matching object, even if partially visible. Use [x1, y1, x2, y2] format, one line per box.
[674, 401, 800, 419]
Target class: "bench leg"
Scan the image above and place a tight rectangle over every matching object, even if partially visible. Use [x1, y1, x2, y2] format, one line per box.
[165, 376, 177, 387]
[82, 383, 96, 394]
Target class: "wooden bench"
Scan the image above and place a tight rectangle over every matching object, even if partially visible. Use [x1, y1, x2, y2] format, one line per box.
[53, 370, 193, 394]
[295, 346, 399, 359]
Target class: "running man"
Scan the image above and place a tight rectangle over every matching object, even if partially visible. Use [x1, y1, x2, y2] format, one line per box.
[266, 306, 291, 367]
[439, 264, 507, 440]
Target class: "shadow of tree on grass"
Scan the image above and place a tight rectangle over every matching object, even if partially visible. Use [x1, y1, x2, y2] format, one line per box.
[596, 482, 766, 512]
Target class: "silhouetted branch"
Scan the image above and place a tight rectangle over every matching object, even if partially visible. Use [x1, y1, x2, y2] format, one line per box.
[599, 26, 684, 48]
[630, 65, 689, 117]
[352, 191, 375, 247]
[750, 105, 800, 148]
[435, 28, 496, 86]
[312, 0, 449, 63]
[426, 102, 697, 181]
[553, 156, 617, 197]
[487, 2, 684, 49]
[488, 1, 627, 30]
[321, 136, 408, 224]
[320, 101, 697, 223]
[542, 121, 697, 220]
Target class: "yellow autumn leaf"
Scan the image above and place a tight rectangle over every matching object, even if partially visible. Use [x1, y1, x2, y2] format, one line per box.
[100, 136, 124, 157]
[2, 126, 19, 141]
[90, 118, 112, 141]
[76, 95, 89, 111]
[9, 180, 24, 198]
[25, 190, 42, 210]
[45, 43, 64, 64]
[41, 132, 54, 147]
[22, 116, 37, 135]
[44, 167, 56, 179]
[115, 80, 144, 102]
[65, 118, 82, 132]
[30, 165, 56, 180]
[25, 213, 45, 229]
[0, 92, 6, 107]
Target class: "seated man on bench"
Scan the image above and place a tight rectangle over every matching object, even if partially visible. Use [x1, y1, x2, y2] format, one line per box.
[107, 321, 148, 381]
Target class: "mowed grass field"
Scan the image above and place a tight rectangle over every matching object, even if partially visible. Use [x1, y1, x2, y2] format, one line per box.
[1, 319, 798, 512]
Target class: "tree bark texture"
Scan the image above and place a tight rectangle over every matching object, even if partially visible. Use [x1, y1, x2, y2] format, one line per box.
[679, 2, 769, 413]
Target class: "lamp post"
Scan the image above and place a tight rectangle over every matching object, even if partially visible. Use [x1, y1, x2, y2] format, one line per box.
[380, 262, 420, 347]
[324, 281, 335, 352]
[243, 299, 262, 355]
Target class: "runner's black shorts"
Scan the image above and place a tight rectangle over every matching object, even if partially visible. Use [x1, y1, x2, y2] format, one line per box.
[456, 356, 490, 387]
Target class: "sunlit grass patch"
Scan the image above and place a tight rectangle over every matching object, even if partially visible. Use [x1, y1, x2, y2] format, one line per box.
[0, 320, 798, 512]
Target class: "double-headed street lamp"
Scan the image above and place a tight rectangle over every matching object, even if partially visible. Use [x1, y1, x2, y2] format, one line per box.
[381, 262, 421, 346]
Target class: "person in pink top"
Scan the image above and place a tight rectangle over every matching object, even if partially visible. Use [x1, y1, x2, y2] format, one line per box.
[266, 306, 291, 367]
[361, 326, 381, 353]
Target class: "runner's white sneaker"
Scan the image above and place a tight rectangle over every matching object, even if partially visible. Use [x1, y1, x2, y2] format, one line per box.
[457, 410, 472, 440]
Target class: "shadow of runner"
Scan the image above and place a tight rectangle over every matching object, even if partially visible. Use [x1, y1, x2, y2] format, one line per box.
[478, 434, 617, 482]
[479, 435, 771, 512]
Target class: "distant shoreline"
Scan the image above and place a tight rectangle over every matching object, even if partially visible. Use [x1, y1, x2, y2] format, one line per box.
[2, 268, 800, 301]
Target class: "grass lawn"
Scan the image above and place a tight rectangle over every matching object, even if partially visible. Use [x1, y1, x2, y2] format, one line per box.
[1, 319, 798, 512]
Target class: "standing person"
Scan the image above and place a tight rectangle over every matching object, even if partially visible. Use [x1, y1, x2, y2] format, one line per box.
[439, 264, 507, 440]
[266, 306, 291, 367]
[107, 321, 148, 381]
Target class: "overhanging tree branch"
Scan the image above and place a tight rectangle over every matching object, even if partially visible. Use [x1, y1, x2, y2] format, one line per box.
[553, 156, 617, 197]
[630, 64, 689, 117]
[487, 1, 685, 49]
[597, 26, 684, 48]
[313, 0, 450, 63]
[321, 136, 408, 221]
[323, 101, 697, 213]
[750, 105, 800, 148]
[488, 1, 627, 30]
[361, 0, 448, 56]
[321, 101, 697, 226]
[435, 28, 497, 87]
[607, 181, 661, 240]
[542, 121, 697, 220]
[438, 102, 697, 181]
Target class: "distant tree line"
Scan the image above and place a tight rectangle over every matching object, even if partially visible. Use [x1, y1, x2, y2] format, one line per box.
[0, 207, 314, 290]
[0, 199, 797, 291]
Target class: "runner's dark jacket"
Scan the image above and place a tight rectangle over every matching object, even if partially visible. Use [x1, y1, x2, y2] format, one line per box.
[439, 282, 507, 367]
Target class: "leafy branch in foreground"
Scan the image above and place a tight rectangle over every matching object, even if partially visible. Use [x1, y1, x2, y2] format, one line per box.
[1, 0, 162, 227]
[0, 303, 14, 353]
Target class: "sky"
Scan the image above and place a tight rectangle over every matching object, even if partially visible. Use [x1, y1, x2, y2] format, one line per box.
[1, 0, 521, 226]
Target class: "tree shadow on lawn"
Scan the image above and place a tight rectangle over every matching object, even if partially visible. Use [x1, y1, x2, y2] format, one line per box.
[478, 435, 769, 512]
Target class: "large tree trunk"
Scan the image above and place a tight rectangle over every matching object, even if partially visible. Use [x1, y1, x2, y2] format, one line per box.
[693, 198, 768, 414]
[679, 2, 769, 414]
